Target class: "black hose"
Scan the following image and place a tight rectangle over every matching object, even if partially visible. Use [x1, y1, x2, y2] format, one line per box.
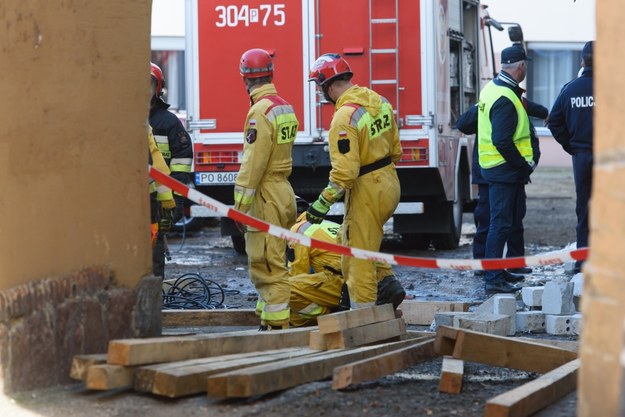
[162, 272, 240, 309]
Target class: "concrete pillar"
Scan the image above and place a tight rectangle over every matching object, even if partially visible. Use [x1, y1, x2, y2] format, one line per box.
[579, 1, 625, 415]
[0, 0, 158, 393]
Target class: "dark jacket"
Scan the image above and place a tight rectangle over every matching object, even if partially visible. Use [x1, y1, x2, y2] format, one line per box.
[547, 67, 594, 154]
[457, 93, 547, 185]
[149, 97, 193, 182]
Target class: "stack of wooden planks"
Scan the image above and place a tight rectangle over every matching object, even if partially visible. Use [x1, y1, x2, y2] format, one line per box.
[71, 304, 436, 399]
[71, 304, 581, 416]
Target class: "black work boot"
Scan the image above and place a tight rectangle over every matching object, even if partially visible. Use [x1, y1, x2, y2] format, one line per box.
[376, 276, 406, 309]
[503, 271, 525, 283]
[337, 283, 350, 311]
[484, 280, 521, 295]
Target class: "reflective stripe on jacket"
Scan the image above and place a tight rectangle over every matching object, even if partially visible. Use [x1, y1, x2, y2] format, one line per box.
[478, 82, 532, 169]
[149, 97, 193, 175]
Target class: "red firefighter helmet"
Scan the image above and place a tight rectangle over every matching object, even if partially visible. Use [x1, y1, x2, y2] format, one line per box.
[308, 53, 353, 87]
[239, 49, 274, 79]
[150, 62, 164, 97]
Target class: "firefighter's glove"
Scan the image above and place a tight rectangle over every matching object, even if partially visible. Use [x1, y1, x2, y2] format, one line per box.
[158, 206, 176, 235]
[306, 196, 332, 224]
[235, 221, 247, 234]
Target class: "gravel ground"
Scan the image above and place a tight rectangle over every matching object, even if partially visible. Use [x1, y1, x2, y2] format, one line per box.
[3, 166, 580, 417]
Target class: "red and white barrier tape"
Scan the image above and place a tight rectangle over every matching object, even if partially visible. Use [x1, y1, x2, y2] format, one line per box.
[150, 166, 588, 271]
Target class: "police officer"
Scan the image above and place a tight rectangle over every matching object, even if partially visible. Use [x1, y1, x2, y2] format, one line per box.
[148, 126, 176, 278]
[307, 54, 405, 309]
[477, 45, 536, 294]
[548, 41, 594, 274]
[457, 98, 547, 277]
[234, 48, 298, 330]
[149, 63, 193, 225]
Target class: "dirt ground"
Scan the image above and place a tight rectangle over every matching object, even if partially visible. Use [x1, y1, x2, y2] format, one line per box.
[2, 167, 580, 417]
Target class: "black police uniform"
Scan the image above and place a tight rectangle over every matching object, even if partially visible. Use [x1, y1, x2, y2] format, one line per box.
[548, 43, 594, 273]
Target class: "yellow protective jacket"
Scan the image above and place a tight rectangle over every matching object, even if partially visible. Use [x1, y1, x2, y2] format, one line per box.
[234, 83, 298, 213]
[148, 127, 175, 209]
[321, 86, 402, 204]
[289, 213, 342, 276]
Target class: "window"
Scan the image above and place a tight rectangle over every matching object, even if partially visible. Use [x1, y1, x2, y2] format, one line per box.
[151, 50, 186, 112]
[525, 43, 585, 119]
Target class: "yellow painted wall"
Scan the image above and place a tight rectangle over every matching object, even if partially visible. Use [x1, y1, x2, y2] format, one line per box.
[0, 0, 153, 289]
[579, 0, 625, 415]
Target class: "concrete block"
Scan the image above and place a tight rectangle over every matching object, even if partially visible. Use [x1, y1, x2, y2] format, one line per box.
[571, 313, 583, 335]
[542, 281, 576, 315]
[545, 314, 577, 335]
[434, 312, 474, 329]
[515, 311, 546, 333]
[570, 273, 584, 297]
[475, 295, 517, 335]
[521, 286, 544, 308]
[453, 313, 510, 336]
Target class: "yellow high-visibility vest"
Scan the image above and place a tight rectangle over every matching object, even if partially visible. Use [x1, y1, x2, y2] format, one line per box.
[477, 82, 533, 169]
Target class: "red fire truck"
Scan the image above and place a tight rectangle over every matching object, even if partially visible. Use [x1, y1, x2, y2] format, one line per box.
[185, 0, 517, 253]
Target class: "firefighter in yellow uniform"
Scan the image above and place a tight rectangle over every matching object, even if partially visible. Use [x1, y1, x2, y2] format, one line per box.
[307, 54, 405, 310]
[288, 197, 400, 325]
[148, 126, 176, 278]
[234, 49, 298, 330]
[288, 198, 345, 327]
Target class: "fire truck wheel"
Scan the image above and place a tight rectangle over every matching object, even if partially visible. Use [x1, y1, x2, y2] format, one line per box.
[401, 234, 431, 250]
[431, 199, 462, 250]
[231, 235, 246, 255]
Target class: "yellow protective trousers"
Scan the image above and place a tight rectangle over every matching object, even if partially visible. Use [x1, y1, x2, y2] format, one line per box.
[289, 270, 344, 327]
[342, 164, 400, 308]
[246, 176, 296, 327]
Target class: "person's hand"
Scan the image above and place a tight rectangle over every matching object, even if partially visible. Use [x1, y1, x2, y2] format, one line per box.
[306, 196, 332, 224]
[158, 206, 175, 234]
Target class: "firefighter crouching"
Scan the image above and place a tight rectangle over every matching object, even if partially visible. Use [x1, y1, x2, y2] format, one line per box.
[148, 126, 175, 278]
[234, 48, 298, 330]
[288, 197, 347, 327]
[288, 197, 402, 326]
[149, 62, 193, 225]
[307, 54, 406, 310]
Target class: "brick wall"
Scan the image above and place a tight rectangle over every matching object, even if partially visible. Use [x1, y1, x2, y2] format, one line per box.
[0, 267, 161, 393]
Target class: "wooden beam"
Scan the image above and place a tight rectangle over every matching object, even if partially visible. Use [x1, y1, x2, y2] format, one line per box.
[162, 309, 259, 327]
[86, 364, 135, 390]
[107, 327, 313, 366]
[151, 348, 318, 398]
[435, 326, 577, 374]
[332, 338, 436, 389]
[206, 338, 424, 398]
[317, 304, 396, 334]
[515, 337, 579, 352]
[399, 301, 469, 325]
[484, 359, 580, 417]
[69, 354, 107, 381]
[439, 356, 464, 394]
[325, 318, 406, 349]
